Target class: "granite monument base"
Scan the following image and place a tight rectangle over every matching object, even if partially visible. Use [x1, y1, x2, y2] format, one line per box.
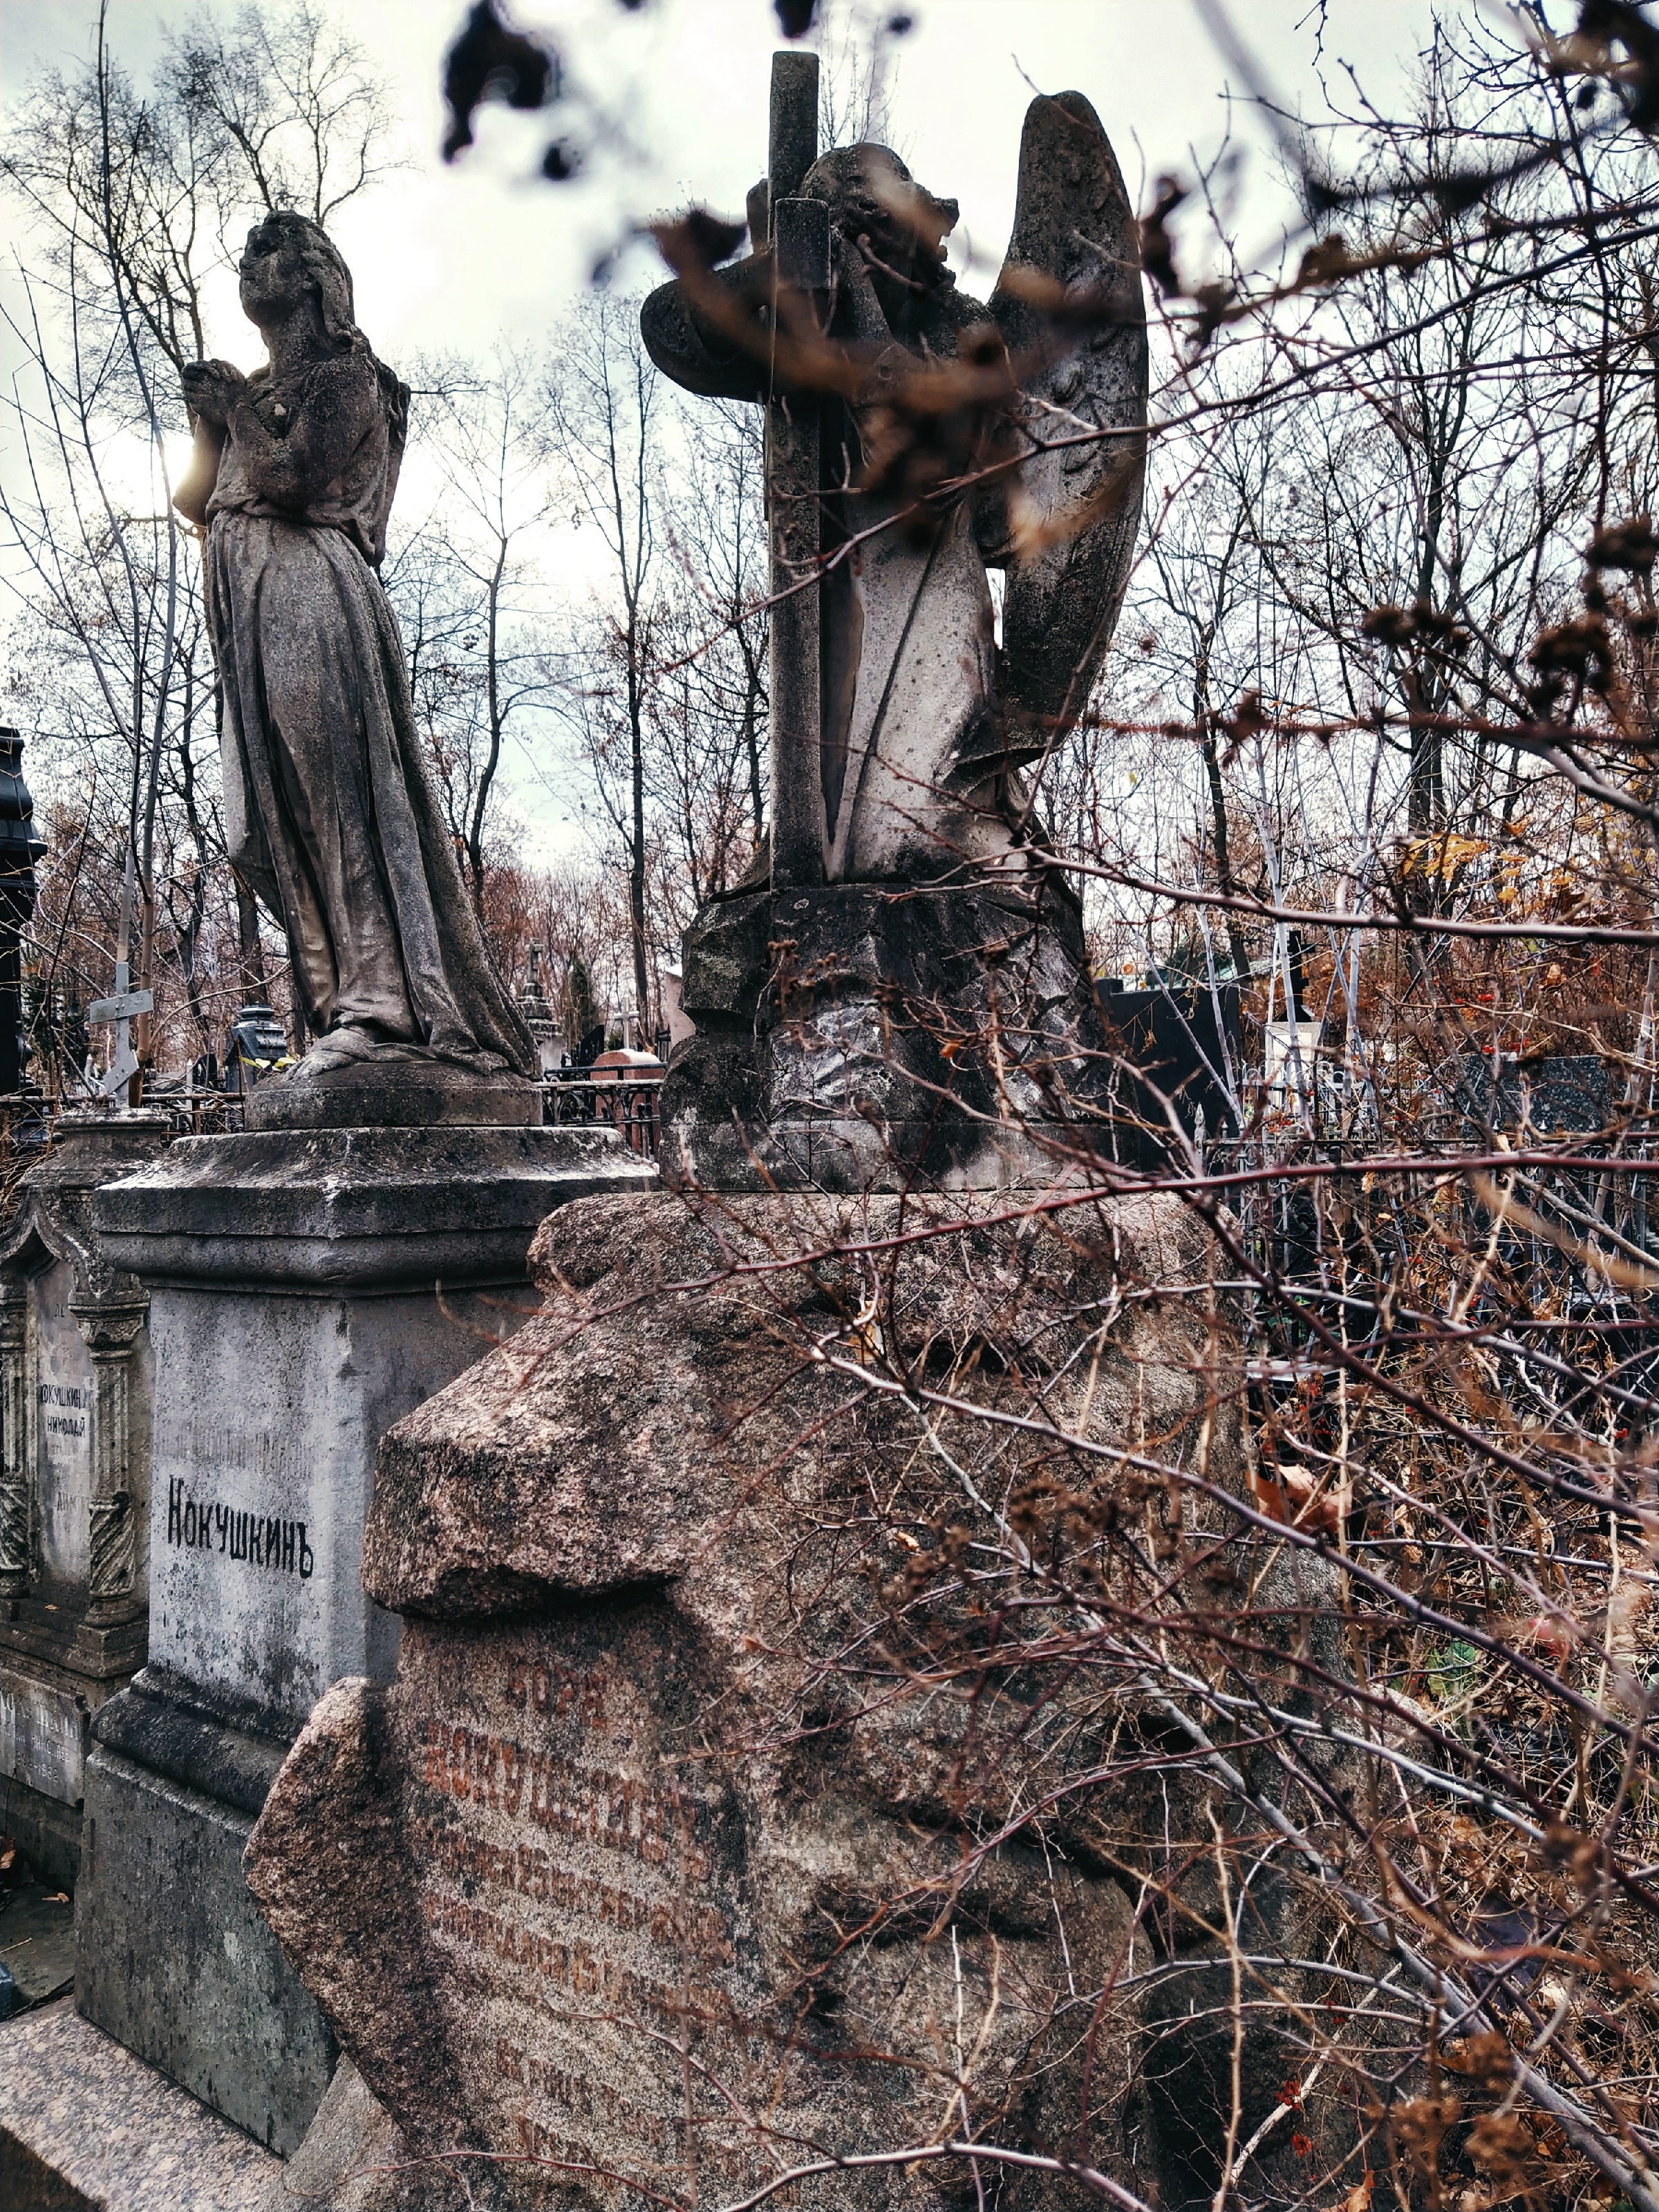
[75, 1123, 657, 2153]
[0, 1991, 280, 2210]
[663, 879, 1116, 1193]
[245, 1187, 1269, 2209]
[79, 1743, 334, 2157]
[243, 1060, 542, 1134]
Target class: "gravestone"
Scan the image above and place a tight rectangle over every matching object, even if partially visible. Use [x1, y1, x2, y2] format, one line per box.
[75, 1124, 655, 2155]
[249, 1190, 1245, 2210]
[230, 46, 1288, 2212]
[42, 192, 668, 2166]
[1094, 982, 1242, 1168]
[0, 1111, 171, 1888]
[518, 946, 563, 1076]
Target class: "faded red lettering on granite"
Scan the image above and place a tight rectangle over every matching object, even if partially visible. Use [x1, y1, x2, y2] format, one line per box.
[418, 1720, 711, 1881]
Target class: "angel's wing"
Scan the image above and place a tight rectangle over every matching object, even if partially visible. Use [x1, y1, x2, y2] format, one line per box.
[982, 93, 1147, 767]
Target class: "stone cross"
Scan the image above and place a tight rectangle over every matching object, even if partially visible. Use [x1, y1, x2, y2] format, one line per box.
[762, 51, 829, 887]
[638, 63, 1150, 1188]
[86, 852, 151, 1105]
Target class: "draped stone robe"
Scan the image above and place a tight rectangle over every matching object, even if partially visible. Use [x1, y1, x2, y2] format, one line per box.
[201, 350, 533, 1077]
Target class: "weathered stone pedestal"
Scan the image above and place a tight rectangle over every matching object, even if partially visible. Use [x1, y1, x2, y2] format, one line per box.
[74, 1123, 656, 2155]
[663, 879, 1114, 1194]
[0, 1111, 170, 1888]
[245, 1189, 1248, 2210]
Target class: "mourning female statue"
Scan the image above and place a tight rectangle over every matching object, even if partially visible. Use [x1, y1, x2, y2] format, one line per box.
[175, 210, 533, 1112]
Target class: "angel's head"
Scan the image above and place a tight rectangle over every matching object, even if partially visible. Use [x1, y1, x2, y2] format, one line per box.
[803, 144, 958, 335]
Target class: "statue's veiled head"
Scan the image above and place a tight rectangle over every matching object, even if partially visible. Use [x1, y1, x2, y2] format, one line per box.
[801, 144, 959, 335]
[236, 209, 409, 456]
[238, 211, 358, 349]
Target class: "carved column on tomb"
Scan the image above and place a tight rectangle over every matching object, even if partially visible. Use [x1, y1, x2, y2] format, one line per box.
[0, 1278, 30, 1593]
[71, 1294, 148, 1617]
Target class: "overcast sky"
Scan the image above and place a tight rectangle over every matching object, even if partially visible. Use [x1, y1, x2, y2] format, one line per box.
[1, 0, 1455, 362]
[0, 0, 1463, 864]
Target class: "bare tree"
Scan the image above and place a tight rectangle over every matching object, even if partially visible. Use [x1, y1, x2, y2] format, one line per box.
[648, 397, 769, 907]
[162, 1, 402, 226]
[388, 347, 563, 917]
[543, 293, 662, 1029]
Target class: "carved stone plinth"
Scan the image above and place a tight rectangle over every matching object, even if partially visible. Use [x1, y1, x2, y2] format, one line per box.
[0, 1110, 170, 1887]
[75, 1121, 657, 2155]
[664, 878, 1112, 1192]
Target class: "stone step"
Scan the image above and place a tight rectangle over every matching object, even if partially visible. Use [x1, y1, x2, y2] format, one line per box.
[0, 1996, 279, 2211]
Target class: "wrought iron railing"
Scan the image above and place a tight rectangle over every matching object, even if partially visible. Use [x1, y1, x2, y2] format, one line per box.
[541, 1070, 664, 1156]
[0, 1069, 673, 1159]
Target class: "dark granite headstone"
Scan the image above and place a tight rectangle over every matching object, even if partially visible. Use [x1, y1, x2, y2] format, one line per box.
[1094, 984, 1242, 1167]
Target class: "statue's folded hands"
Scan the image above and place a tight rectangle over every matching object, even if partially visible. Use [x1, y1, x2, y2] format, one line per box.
[214, 353, 382, 513]
[178, 355, 247, 428]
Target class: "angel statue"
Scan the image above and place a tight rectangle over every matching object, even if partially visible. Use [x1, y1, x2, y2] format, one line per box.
[174, 210, 534, 1116]
[641, 72, 1147, 888]
[640, 61, 1147, 1191]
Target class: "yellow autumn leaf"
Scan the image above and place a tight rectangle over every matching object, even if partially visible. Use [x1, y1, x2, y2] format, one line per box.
[1405, 834, 1488, 882]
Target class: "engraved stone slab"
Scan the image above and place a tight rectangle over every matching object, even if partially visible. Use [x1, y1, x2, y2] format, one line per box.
[254, 1600, 1145, 2210]
[249, 1190, 1247, 2209]
[144, 1289, 451, 1730]
[35, 1257, 93, 1584]
[0, 1660, 88, 1803]
[268, 1615, 764, 2200]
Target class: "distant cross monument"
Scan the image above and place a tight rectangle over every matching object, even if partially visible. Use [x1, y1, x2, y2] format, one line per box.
[86, 852, 151, 1105]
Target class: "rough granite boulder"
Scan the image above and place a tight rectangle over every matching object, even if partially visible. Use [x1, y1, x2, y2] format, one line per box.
[247, 1188, 1343, 2212]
